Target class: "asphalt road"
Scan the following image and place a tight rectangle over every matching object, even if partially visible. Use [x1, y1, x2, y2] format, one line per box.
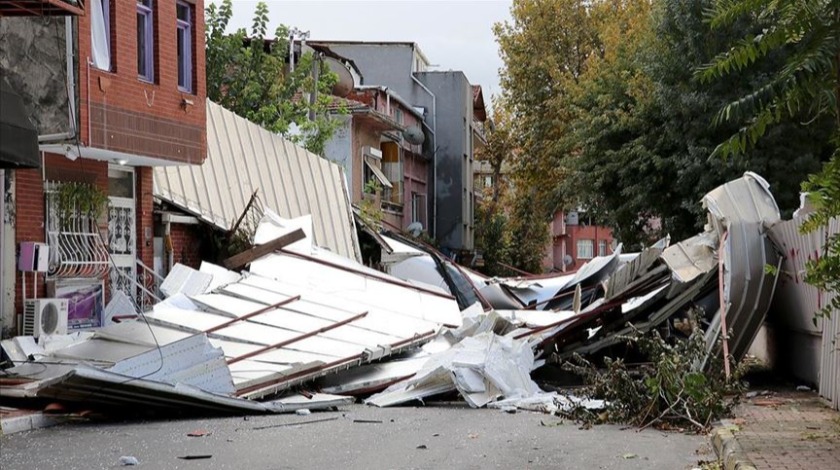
[0, 404, 709, 470]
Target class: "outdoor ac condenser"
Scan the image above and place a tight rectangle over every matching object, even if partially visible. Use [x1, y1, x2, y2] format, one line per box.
[22, 299, 69, 338]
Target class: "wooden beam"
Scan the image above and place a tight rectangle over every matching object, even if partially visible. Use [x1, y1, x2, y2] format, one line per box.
[222, 228, 305, 270]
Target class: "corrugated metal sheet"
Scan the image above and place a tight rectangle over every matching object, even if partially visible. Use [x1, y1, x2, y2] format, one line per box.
[769, 216, 840, 410]
[154, 100, 361, 261]
[702, 172, 782, 365]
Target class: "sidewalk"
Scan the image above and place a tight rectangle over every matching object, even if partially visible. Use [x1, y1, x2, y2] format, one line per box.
[0, 406, 63, 435]
[712, 391, 840, 469]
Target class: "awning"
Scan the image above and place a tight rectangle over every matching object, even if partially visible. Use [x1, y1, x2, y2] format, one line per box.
[364, 156, 393, 188]
[0, 80, 40, 169]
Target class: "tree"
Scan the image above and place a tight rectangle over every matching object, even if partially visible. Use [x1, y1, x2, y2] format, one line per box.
[506, 186, 550, 275]
[205, 0, 342, 155]
[474, 101, 516, 276]
[494, 0, 601, 218]
[559, 0, 831, 247]
[701, 0, 840, 318]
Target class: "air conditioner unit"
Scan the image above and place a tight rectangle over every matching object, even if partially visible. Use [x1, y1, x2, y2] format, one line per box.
[23, 299, 69, 338]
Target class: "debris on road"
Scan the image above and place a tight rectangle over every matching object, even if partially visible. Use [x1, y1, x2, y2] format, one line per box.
[118, 456, 139, 466]
[0, 172, 801, 427]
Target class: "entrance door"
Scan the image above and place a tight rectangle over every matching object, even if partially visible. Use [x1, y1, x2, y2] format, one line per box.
[107, 166, 136, 301]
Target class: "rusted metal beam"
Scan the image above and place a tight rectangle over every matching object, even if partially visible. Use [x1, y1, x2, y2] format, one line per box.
[226, 311, 369, 365]
[227, 190, 258, 242]
[222, 228, 305, 270]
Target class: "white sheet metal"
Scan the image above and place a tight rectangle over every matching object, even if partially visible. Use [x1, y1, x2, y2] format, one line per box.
[250, 252, 462, 327]
[367, 332, 542, 408]
[154, 100, 361, 262]
[769, 215, 840, 410]
[703, 172, 782, 364]
[160, 263, 213, 298]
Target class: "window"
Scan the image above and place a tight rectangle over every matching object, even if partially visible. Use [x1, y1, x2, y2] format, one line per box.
[395, 108, 404, 125]
[576, 239, 594, 260]
[598, 240, 607, 257]
[137, 0, 154, 82]
[176, 1, 193, 92]
[411, 192, 426, 225]
[91, 0, 111, 70]
[380, 142, 403, 206]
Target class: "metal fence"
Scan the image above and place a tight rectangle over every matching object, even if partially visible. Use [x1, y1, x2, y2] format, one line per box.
[769, 217, 840, 410]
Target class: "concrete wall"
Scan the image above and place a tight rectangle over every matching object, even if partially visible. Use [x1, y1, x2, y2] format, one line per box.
[416, 71, 473, 252]
[0, 16, 73, 135]
[323, 116, 353, 194]
[1, 170, 14, 337]
[323, 43, 434, 128]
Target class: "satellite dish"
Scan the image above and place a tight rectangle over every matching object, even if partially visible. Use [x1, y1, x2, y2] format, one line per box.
[323, 56, 355, 97]
[563, 255, 573, 266]
[403, 126, 425, 145]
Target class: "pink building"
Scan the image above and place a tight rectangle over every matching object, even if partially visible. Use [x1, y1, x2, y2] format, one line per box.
[325, 87, 430, 232]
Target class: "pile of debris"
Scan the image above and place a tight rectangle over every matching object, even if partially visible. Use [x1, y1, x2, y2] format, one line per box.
[0, 173, 783, 417]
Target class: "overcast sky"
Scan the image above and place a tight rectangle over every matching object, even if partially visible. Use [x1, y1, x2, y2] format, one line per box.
[211, 1, 513, 101]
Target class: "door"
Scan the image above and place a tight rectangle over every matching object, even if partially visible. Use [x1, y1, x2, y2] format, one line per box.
[107, 166, 136, 301]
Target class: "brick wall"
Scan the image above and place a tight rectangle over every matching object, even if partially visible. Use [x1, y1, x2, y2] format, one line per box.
[78, 0, 206, 163]
[135, 167, 154, 270]
[13, 153, 108, 317]
[169, 223, 203, 269]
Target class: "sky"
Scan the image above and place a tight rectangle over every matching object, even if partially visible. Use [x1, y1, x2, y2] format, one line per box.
[211, 0, 513, 101]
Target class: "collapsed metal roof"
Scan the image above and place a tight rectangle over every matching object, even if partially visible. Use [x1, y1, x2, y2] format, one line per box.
[154, 100, 361, 262]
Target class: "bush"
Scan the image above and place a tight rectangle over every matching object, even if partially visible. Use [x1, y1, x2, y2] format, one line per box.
[560, 318, 744, 432]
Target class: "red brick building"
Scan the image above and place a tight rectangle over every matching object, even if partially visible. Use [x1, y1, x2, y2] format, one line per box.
[545, 210, 615, 272]
[0, 0, 206, 336]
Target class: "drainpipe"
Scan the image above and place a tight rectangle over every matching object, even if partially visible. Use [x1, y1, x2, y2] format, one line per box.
[411, 75, 436, 238]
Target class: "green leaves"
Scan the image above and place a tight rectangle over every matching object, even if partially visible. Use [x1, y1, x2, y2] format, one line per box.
[705, 0, 840, 321]
[560, 312, 745, 432]
[205, 0, 343, 156]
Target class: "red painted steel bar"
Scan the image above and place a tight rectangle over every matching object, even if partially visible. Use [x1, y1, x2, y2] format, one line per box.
[203, 295, 302, 334]
[226, 311, 369, 365]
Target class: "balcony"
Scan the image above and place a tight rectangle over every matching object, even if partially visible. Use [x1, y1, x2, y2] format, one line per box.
[0, 0, 85, 16]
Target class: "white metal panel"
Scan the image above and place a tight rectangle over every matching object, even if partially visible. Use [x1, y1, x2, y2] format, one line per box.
[250, 252, 462, 327]
[154, 100, 361, 261]
[226, 278, 440, 337]
[769, 215, 839, 410]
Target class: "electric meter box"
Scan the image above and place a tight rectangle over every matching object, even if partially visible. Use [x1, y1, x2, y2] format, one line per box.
[18, 242, 49, 273]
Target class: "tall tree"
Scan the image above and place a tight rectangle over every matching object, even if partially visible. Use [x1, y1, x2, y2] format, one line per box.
[205, 0, 341, 155]
[494, 0, 601, 218]
[701, 0, 840, 317]
[560, 0, 831, 247]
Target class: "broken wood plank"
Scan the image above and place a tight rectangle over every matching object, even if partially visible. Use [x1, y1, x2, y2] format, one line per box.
[223, 228, 305, 270]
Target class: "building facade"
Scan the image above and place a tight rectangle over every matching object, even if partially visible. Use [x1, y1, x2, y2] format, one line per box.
[324, 87, 429, 232]
[311, 42, 486, 255]
[546, 210, 615, 272]
[0, 0, 206, 337]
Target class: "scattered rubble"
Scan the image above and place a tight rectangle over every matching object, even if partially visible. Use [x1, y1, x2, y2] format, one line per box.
[0, 173, 791, 427]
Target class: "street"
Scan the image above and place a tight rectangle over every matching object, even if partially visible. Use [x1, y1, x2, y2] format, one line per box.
[0, 404, 708, 470]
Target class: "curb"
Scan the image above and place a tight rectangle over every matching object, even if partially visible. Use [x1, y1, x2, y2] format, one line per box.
[710, 423, 757, 470]
[0, 412, 62, 436]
